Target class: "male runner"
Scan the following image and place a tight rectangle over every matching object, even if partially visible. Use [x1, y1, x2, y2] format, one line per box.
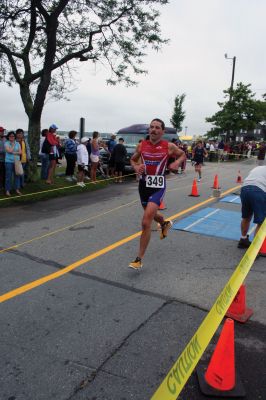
[129, 118, 186, 270]
[192, 141, 208, 182]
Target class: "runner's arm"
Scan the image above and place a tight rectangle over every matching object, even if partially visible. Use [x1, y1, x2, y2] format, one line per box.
[130, 144, 145, 174]
[168, 143, 186, 172]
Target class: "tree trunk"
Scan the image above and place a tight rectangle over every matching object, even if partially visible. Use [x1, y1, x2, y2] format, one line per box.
[28, 118, 41, 182]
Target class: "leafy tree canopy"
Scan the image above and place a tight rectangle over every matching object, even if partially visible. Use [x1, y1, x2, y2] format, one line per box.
[0, 0, 169, 178]
[170, 93, 186, 132]
[206, 83, 266, 140]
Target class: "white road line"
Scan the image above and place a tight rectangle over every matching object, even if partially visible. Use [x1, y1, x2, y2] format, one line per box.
[229, 196, 240, 203]
[184, 208, 220, 230]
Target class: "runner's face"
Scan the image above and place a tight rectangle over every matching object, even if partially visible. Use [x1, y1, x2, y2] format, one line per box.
[149, 120, 164, 143]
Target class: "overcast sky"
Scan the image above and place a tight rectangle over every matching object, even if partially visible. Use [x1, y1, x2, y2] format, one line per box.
[1, 0, 265, 135]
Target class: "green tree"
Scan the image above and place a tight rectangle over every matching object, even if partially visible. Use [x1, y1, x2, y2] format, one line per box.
[0, 0, 168, 179]
[206, 83, 265, 140]
[170, 93, 186, 131]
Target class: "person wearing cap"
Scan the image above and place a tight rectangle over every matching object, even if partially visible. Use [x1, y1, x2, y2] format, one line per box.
[0, 127, 6, 191]
[49, 124, 58, 131]
[77, 137, 89, 187]
[46, 124, 60, 184]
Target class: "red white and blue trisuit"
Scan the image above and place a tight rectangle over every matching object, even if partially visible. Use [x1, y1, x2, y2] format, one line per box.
[138, 139, 169, 206]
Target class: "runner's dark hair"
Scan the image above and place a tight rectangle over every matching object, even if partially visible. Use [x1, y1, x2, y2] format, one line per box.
[151, 118, 165, 130]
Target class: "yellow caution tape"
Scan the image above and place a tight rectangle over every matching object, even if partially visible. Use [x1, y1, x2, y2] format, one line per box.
[0, 173, 136, 202]
[151, 219, 266, 400]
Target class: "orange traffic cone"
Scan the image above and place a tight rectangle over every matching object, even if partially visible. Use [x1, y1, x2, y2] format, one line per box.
[212, 174, 220, 189]
[197, 318, 245, 397]
[188, 178, 200, 197]
[259, 237, 266, 257]
[226, 285, 253, 323]
[159, 201, 166, 210]
[236, 170, 242, 183]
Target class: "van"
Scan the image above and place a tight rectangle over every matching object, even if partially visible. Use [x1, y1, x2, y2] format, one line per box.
[116, 124, 179, 145]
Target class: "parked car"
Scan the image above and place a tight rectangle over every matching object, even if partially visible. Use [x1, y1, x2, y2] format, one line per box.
[99, 143, 135, 172]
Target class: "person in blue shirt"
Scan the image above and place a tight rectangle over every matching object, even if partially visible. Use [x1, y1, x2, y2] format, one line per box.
[64, 130, 78, 181]
[106, 134, 117, 178]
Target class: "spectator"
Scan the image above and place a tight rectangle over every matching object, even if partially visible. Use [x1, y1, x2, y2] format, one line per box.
[86, 138, 92, 160]
[209, 141, 215, 162]
[238, 166, 266, 249]
[65, 130, 78, 182]
[77, 137, 89, 187]
[218, 139, 225, 161]
[39, 128, 49, 180]
[223, 142, 230, 161]
[46, 124, 60, 184]
[0, 126, 6, 191]
[112, 137, 127, 183]
[4, 131, 22, 196]
[15, 128, 31, 186]
[90, 131, 100, 183]
[106, 134, 117, 178]
[257, 142, 265, 166]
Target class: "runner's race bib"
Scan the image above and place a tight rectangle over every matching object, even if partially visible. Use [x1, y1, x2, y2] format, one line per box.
[146, 175, 165, 188]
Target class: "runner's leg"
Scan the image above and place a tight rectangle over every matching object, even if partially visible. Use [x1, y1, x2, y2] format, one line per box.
[138, 202, 158, 259]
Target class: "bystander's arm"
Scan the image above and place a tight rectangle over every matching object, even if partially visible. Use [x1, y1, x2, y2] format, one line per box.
[168, 143, 186, 172]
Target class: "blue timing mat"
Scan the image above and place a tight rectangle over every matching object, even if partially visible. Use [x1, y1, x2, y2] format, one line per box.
[172, 207, 255, 241]
[219, 195, 241, 204]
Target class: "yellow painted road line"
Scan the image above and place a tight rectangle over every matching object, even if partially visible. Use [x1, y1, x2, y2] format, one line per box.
[0, 185, 240, 303]
[151, 220, 266, 400]
[0, 232, 140, 303]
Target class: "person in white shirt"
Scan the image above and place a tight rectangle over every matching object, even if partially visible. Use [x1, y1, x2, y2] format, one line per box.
[238, 166, 266, 250]
[77, 137, 89, 187]
[209, 141, 215, 162]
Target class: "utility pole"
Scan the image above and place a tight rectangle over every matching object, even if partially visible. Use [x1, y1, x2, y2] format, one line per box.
[224, 54, 236, 141]
[225, 53, 236, 101]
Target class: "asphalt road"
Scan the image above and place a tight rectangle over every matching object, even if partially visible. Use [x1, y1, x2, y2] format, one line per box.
[0, 159, 265, 400]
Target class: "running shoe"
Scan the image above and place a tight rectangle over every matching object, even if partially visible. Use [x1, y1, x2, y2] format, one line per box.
[197, 178, 201, 182]
[77, 182, 85, 187]
[237, 236, 251, 249]
[128, 257, 142, 270]
[160, 220, 173, 240]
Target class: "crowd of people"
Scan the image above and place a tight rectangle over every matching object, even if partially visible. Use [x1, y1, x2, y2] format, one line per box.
[39, 126, 128, 186]
[187, 139, 265, 162]
[0, 122, 265, 197]
[0, 127, 31, 196]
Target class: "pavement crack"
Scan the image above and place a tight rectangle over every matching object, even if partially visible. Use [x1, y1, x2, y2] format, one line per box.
[4, 249, 65, 269]
[67, 301, 172, 399]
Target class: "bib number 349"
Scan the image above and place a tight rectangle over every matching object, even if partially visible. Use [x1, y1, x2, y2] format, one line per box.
[146, 175, 165, 188]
